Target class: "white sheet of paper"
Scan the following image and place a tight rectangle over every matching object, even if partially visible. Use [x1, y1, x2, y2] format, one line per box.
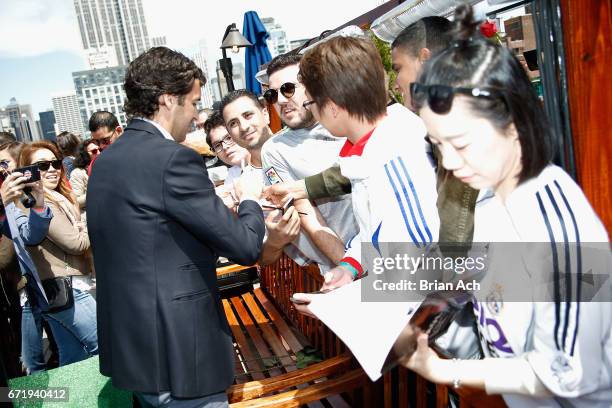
[307, 279, 421, 381]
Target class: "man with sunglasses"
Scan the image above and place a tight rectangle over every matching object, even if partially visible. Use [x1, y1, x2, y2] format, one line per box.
[89, 111, 123, 149]
[260, 54, 357, 275]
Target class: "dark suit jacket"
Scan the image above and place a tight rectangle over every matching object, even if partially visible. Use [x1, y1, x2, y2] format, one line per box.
[87, 119, 265, 398]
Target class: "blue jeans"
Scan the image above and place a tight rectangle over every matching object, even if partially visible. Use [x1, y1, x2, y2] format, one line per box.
[43, 288, 98, 366]
[21, 303, 46, 374]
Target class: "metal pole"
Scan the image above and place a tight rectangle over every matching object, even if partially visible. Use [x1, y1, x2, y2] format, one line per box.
[221, 48, 235, 92]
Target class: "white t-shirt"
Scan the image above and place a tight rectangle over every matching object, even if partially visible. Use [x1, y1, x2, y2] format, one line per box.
[261, 123, 358, 275]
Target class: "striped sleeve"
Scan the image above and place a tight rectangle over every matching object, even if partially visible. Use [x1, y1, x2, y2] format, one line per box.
[527, 175, 611, 397]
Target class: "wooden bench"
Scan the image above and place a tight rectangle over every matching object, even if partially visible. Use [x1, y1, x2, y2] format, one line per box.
[220, 258, 506, 408]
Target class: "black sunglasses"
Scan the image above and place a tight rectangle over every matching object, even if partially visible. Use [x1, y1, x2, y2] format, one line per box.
[263, 82, 297, 104]
[410, 83, 505, 114]
[35, 159, 62, 171]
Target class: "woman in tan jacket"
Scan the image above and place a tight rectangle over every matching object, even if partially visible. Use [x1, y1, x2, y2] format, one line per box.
[18, 140, 98, 367]
[69, 139, 99, 221]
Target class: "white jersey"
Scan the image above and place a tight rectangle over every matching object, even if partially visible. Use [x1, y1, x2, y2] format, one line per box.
[339, 104, 439, 273]
[261, 124, 358, 274]
[473, 165, 612, 407]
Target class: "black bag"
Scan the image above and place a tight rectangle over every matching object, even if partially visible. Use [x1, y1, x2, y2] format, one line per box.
[41, 277, 74, 313]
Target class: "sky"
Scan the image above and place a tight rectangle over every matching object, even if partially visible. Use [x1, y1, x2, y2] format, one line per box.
[0, 0, 383, 121]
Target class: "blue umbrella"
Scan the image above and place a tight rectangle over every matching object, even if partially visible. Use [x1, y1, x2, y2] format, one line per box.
[242, 11, 272, 95]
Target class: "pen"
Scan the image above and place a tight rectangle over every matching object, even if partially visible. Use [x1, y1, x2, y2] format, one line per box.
[261, 204, 307, 216]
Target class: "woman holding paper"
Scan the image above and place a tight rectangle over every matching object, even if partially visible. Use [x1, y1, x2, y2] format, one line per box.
[403, 5, 611, 408]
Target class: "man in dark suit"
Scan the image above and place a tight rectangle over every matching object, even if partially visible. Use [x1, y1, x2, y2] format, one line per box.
[87, 47, 265, 407]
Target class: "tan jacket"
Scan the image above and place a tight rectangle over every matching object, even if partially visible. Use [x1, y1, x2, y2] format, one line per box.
[69, 168, 88, 210]
[26, 199, 92, 281]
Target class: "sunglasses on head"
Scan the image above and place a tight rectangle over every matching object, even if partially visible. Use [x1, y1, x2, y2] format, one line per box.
[410, 83, 505, 114]
[263, 82, 297, 104]
[35, 159, 62, 172]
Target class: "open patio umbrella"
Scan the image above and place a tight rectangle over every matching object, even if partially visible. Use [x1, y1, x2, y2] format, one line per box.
[242, 11, 272, 95]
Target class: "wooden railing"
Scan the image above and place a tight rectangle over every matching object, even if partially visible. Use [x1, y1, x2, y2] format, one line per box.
[259, 256, 507, 408]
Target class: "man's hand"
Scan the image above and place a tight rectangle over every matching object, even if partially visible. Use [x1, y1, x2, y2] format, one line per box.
[290, 292, 317, 318]
[234, 171, 263, 203]
[265, 207, 300, 248]
[263, 179, 308, 206]
[321, 265, 354, 291]
[0, 172, 28, 205]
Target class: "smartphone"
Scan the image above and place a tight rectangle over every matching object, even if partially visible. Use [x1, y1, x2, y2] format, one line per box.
[13, 165, 41, 184]
[282, 197, 295, 214]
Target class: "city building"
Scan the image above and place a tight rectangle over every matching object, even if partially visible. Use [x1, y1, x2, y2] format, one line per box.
[191, 39, 215, 109]
[38, 110, 57, 141]
[72, 66, 128, 129]
[52, 93, 86, 135]
[261, 17, 290, 57]
[3, 98, 39, 142]
[74, 0, 151, 69]
[151, 36, 167, 47]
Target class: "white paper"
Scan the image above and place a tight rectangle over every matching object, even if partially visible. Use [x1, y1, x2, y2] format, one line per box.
[307, 280, 421, 381]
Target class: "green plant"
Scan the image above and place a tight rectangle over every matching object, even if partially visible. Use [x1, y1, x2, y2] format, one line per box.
[369, 31, 403, 105]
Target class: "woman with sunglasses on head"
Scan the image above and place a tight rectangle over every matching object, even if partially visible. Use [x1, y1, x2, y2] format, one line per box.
[403, 5, 610, 407]
[69, 139, 100, 222]
[17, 141, 98, 367]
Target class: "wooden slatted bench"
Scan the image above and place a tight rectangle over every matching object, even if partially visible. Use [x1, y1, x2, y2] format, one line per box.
[218, 264, 365, 407]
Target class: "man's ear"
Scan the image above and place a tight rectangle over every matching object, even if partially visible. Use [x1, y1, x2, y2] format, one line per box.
[262, 106, 270, 125]
[419, 47, 432, 62]
[159, 94, 173, 109]
[115, 126, 123, 136]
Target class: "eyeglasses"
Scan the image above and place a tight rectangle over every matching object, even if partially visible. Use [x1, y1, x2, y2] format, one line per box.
[88, 148, 101, 156]
[302, 100, 316, 111]
[410, 83, 505, 114]
[211, 135, 236, 153]
[263, 82, 298, 104]
[34, 160, 62, 172]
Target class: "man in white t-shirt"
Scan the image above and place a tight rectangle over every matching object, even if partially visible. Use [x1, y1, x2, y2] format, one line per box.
[204, 110, 250, 187]
[261, 54, 358, 275]
[220, 90, 300, 264]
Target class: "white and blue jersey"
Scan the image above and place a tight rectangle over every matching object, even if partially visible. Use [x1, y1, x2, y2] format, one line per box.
[473, 164, 611, 407]
[339, 104, 439, 274]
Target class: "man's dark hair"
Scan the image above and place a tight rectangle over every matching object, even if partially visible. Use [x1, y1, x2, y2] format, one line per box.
[0, 131, 16, 147]
[391, 17, 453, 56]
[89, 111, 120, 132]
[123, 47, 205, 119]
[266, 54, 302, 77]
[300, 37, 387, 123]
[415, 5, 552, 183]
[56, 131, 80, 157]
[203, 111, 226, 146]
[219, 89, 262, 120]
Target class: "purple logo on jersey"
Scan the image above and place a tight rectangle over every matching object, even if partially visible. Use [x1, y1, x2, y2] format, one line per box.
[474, 301, 514, 355]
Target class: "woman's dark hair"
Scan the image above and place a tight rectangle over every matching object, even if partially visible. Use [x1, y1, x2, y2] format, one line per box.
[123, 47, 206, 119]
[56, 131, 80, 157]
[0, 141, 23, 162]
[416, 4, 552, 183]
[73, 139, 98, 169]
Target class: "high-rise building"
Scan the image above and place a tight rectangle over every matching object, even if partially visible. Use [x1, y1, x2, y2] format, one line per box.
[39, 110, 57, 141]
[74, 0, 151, 69]
[52, 93, 86, 135]
[0, 110, 16, 136]
[261, 17, 290, 57]
[191, 39, 214, 109]
[151, 36, 167, 47]
[4, 98, 39, 142]
[72, 66, 129, 129]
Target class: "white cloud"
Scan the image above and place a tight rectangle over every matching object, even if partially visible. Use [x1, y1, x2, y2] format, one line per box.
[0, 0, 82, 58]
